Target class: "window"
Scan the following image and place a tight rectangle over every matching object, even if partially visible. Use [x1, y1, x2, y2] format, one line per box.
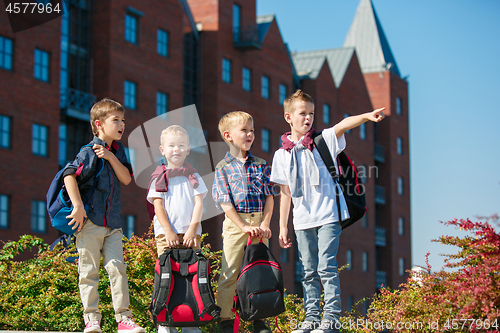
[359, 164, 367, 184]
[261, 128, 270, 152]
[222, 58, 232, 83]
[34, 49, 50, 82]
[124, 80, 137, 109]
[124, 147, 135, 169]
[124, 215, 136, 239]
[398, 217, 404, 235]
[157, 29, 169, 57]
[31, 200, 46, 233]
[360, 122, 366, 140]
[58, 123, 67, 167]
[344, 113, 351, 133]
[362, 252, 368, 272]
[279, 84, 287, 105]
[156, 91, 168, 116]
[32, 124, 48, 156]
[323, 104, 330, 125]
[0, 115, 11, 149]
[398, 177, 404, 195]
[0, 195, 8, 229]
[346, 250, 352, 270]
[233, 4, 241, 43]
[261, 75, 270, 99]
[242, 67, 251, 91]
[0, 36, 13, 70]
[399, 257, 405, 276]
[397, 137, 403, 155]
[396, 97, 402, 115]
[125, 13, 139, 44]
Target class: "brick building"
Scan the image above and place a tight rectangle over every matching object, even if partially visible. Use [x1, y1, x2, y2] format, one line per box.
[0, 0, 410, 315]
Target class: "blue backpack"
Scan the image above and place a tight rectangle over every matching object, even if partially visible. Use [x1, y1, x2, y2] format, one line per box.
[46, 144, 104, 246]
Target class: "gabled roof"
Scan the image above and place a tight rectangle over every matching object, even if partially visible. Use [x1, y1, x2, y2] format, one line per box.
[292, 48, 355, 88]
[343, 0, 400, 77]
[256, 14, 274, 42]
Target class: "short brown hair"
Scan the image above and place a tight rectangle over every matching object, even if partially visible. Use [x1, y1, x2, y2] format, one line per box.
[160, 125, 189, 147]
[218, 111, 253, 142]
[90, 98, 125, 136]
[283, 89, 314, 115]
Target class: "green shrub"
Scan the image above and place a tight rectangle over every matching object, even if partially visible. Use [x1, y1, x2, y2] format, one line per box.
[0, 233, 308, 333]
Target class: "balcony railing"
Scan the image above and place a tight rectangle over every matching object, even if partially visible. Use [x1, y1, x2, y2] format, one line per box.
[375, 227, 386, 247]
[374, 143, 385, 162]
[375, 185, 386, 205]
[60, 88, 96, 121]
[234, 25, 261, 50]
[376, 270, 387, 288]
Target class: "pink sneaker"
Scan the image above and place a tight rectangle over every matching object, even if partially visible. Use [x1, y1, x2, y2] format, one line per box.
[117, 317, 146, 333]
[83, 320, 101, 333]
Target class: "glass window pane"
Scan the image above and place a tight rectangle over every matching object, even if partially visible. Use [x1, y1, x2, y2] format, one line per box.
[261, 76, 269, 99]
[323, 104, 330, 124]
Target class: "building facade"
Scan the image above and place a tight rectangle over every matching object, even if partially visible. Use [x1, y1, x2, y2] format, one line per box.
[0, 0, 410, 314]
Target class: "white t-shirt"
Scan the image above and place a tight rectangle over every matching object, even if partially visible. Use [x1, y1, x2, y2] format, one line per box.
[270, 126, 349, 231]
[147, 173, 207, 237]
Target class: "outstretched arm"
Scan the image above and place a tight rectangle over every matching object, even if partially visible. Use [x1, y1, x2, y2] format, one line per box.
[335, 107, 385, 138]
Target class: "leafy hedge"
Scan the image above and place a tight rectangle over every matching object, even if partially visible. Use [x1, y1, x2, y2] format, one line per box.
[2, 215, 498, 332]
[0, 232, 306, 332]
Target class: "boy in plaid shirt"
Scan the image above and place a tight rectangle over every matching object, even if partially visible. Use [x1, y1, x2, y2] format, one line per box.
[212, 111, 275, 333]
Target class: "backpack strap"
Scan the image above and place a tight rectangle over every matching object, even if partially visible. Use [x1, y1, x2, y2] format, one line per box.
[152, 249, 173, 318]
[312, 132, 343, 223]
[49, 234, 73, 251]
[231, 295, 240, 333]
[195, 250, 221, 319]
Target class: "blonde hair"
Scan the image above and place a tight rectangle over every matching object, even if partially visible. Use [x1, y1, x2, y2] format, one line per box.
[283, 89, 314, 115]
[160, 125, 189, 147]
[90, 98, 125, 136]
[218, 111, 253, 142]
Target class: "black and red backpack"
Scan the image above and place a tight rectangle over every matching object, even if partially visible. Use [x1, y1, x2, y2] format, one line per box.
[313, 131, 367, 229]
[149, 248, 220, 328]
[232, 236, 285, 330]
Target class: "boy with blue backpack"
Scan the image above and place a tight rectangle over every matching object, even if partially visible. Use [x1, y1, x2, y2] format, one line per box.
[62, 99, 145, 333]
[271, 90, 385, 333]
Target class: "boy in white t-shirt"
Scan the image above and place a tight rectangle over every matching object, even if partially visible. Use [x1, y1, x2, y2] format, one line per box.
[146, 125, 208, 333]
[270, 90, 385, 333]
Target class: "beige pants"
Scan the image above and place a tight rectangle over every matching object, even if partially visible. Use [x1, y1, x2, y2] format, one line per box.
[217, 212, 269, 319]
[75, 220, 132, 323]
[155, 233, 202, 256]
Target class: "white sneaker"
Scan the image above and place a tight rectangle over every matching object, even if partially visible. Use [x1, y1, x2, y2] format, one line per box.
[83, 320, 101, 333]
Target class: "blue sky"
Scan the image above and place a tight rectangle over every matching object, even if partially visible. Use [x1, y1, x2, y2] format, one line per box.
[257, 0, 500, 271]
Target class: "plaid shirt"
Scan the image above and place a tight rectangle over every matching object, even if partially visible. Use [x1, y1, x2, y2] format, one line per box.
[212, 151, 275, 213]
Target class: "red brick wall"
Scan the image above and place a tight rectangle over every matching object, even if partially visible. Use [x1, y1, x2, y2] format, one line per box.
[0, 14, 61, 256]
[364, 70, 411, 287]
[91, 0, 185, 238]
